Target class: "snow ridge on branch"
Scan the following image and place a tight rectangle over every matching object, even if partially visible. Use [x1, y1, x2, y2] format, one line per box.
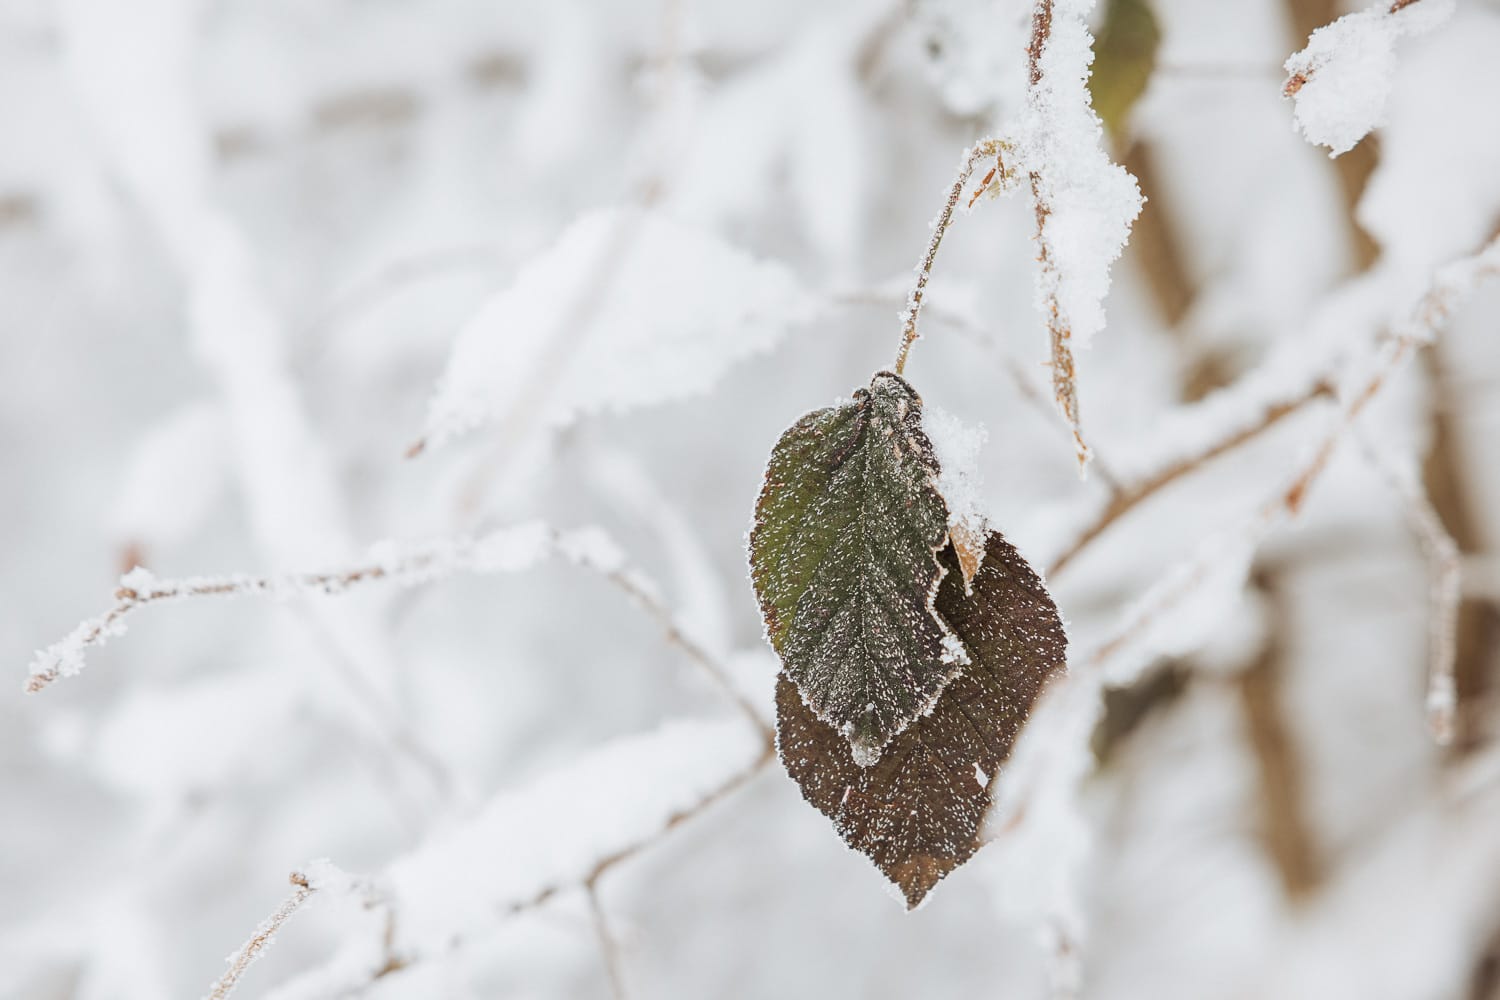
[1017, 0, 1143, 471]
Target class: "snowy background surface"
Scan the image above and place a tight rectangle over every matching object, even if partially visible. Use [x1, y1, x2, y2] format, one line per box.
[4, 0, 1500, 997]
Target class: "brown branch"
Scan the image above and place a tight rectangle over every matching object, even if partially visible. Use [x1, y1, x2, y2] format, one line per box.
[1083, 235, 1500, 673]
[1357, 432, 1463, 746]
[341, 742, 775, 994]
[1024, 0, 1092, 471]
[1419, 346, 1500, 754]
[586, 881, 629, 1000]
[593, 559, 772, 743]
[1048, 379, 1334, 577]
[508, 741, 775, 918]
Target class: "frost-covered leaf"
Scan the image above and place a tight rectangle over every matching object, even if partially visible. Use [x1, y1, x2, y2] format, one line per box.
[750, 372, 967, 766]
[776, 532, 1067, 908]
[1087, 0, 1160, 142]
[420, 207, 817, 450]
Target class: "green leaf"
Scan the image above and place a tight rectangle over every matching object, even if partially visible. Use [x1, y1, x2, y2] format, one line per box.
[775, 532, 1067, 908]
[1088, 0, 1161, 143]
[750, 372, 966, 766]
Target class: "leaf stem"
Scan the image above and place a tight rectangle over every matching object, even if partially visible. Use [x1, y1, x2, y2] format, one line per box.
[893, 138, 1007, 375]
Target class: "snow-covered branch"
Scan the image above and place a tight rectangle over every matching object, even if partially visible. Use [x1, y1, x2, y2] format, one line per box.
[1019, 0, 1143, 472]
[411, 207, 818, 458]
[1047, 378, 1334, 577]
[259, 718, 772, 998]
[1357, 435, 1462, 745]
[26, 523, 768, 737]
[1283, 0, 1456, 156]
[982, 233, 1500, 981]
[203, 869, 320, 1000]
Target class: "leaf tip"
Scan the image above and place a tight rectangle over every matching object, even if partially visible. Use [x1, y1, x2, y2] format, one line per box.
[888, 855, 954, 910]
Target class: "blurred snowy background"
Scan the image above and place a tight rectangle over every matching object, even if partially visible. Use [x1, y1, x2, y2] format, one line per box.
[4, 0, 1500, 997]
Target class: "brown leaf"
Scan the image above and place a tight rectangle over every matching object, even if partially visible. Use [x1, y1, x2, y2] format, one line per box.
[776, 531, 1067, 907]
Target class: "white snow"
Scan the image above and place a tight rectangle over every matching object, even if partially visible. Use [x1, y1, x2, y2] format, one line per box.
[26, 522, 646, 689]
[925, 403, 991, 560]
[420, 207, 819, 451]
[1284, 0, 1456, 157]
[1014, 0, 1144, 352]
[383, 717, 765, 953]
[111, 402, 230, 552]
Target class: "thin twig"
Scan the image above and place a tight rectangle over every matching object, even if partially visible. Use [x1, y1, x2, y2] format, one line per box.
[204, 872, 317, 1000]
[1025, 0, 1091, 471]
[995, 237, 1500, 890]
[282, 741, 775, 996]
[25, 525, 773, 744]
[292, 605, 459, 802]
[598, 563, 770, 741]
[834, 288, 1125, 492]
[1356, 432, 1462, 746]
[1088, 237, 1500, 673]
[507, 740, 776, 918]
[1048, 379, 1335, 577]
[586, 880, 629, 1000]
[892, 138, 1008, 376]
